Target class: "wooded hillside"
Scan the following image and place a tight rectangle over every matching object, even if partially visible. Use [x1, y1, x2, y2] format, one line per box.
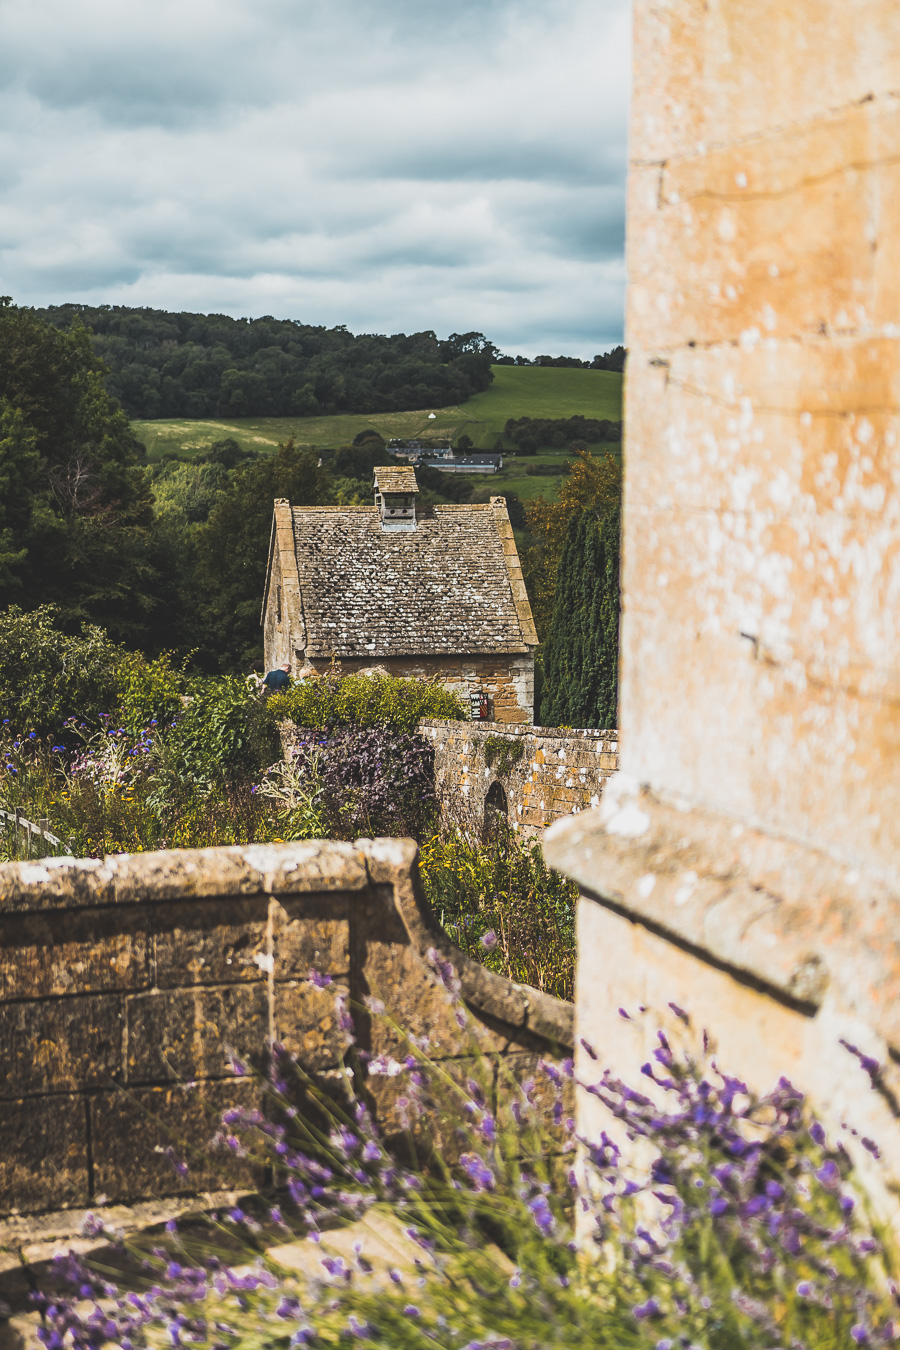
[36, 305, 497, 420]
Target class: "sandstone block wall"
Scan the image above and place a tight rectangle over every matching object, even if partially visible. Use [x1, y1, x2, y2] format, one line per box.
[545, 0, 900, 1233]
[623, 0, 900, 882]
[0, 840, 571, 1220]
[419, 720, 619, 835]
[546, 780, 900, 1229]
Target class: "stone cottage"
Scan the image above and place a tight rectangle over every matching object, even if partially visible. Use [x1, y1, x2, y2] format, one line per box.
[262, 466, 538, 722]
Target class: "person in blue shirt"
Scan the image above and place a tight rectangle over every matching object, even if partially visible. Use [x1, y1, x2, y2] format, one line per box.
[262, 662, 291, 692]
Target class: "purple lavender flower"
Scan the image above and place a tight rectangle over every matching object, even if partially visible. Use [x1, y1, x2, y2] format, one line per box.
[815, 1159, 841, 1190]
[528, 1194, 554, 1236]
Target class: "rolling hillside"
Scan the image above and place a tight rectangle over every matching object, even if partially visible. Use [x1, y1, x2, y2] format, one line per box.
[133, 366, 623, 461]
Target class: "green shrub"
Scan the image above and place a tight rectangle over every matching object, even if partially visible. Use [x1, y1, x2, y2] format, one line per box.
[0, 604, 121, 740]
[166, 676, 278, 786]
[419, 824, 577, 1000]
[268, 671, 467, 732]
[115, 649, 186, 736]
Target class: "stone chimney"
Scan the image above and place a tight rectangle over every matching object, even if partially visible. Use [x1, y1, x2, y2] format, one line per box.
[373, 465, 419, 531]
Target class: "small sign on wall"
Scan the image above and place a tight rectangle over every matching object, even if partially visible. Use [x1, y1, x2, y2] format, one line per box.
[470, 691, 491, 720]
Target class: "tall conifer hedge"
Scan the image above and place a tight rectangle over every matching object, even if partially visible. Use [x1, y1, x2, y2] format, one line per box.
[539, 500, 620, 729]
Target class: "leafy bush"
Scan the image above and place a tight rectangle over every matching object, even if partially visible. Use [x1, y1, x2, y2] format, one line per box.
[163, 676, 279, 787]
[268, 671, 467, 732]
[0, 721, 292, 857]
[0, 604, 122, 740]
[419, 823, 577, 1000]
[115, 649, 186, 736]
[253, 754, 329, 842]
[34, 988, 900, 1350]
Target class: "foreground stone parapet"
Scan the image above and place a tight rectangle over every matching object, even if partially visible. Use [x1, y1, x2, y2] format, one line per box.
[0, 839, 571, 1220]
[546, 779, 900, 1231]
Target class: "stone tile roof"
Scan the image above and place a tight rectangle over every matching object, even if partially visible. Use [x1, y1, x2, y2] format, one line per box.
[373, 466, 419, 495]
[289, 502, 535, 657]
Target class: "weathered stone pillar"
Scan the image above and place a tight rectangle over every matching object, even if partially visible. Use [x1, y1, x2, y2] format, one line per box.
[546, 0, 900, 1218]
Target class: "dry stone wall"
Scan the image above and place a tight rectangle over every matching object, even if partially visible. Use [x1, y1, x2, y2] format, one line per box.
[419, 720, 619, 835]
[0, 840, 571, 1220]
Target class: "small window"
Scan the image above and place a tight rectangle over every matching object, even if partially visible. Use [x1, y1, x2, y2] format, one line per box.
[276, 585, 282, 624]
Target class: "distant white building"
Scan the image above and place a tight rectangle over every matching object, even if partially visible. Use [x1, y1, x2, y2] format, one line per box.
[420, 452, 502, 474]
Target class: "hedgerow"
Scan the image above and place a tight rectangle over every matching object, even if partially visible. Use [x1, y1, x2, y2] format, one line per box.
[267, 671, 466, 732]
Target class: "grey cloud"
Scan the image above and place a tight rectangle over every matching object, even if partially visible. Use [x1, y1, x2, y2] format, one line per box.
[0, 0, 631, 352]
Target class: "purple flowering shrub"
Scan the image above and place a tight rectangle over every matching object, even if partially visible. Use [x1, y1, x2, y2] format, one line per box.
[31, 979, 900, 1350]
[289, 725, 438, 842]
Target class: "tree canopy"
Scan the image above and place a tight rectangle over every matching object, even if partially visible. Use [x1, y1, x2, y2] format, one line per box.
[539, 499, 620, 729]
[521, 448, 622, 639]
[0, 299, 157, 641]
[34, 306, 496, 420]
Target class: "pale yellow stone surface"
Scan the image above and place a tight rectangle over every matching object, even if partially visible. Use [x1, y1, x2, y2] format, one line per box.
[630, 99, 900, 348]
[631, 1, 900, 163]
[576, 898, 900, 1234]
[622, 1, 900, 883]
[556, 0, 900, 1219]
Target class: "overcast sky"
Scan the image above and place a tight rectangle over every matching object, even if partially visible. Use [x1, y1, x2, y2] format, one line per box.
[0, 0, 630, 357]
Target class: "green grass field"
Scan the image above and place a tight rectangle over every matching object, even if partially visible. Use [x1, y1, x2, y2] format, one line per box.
[133, 365, 623, 461]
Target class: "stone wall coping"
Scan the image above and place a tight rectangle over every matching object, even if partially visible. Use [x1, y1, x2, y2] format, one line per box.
[418, 719, 618, 743]
[544, 774, 900, 1050]
[0, 840, 372, 913]
[0, 838, 574, 1049]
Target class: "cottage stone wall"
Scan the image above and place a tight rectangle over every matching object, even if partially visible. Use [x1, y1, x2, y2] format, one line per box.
[419, 720, 618, 835]
[0, 840, 571, 1221]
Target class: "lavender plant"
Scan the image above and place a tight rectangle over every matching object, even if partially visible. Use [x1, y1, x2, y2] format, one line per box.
[31, 981, 899, 1350]
[289, 725, 438, 842]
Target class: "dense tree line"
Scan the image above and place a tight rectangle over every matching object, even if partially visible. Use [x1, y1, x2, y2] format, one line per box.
[495, 345, 626, 371]
[34, 306, 497, 420]
[0, 298, 158, 643]
[504, 415, 622, 454]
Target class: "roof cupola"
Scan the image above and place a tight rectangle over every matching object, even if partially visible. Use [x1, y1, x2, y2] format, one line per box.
[373, 465, 419, 531]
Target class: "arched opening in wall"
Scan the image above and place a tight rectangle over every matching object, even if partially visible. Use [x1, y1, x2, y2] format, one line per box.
[483, 780, 509, 841]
